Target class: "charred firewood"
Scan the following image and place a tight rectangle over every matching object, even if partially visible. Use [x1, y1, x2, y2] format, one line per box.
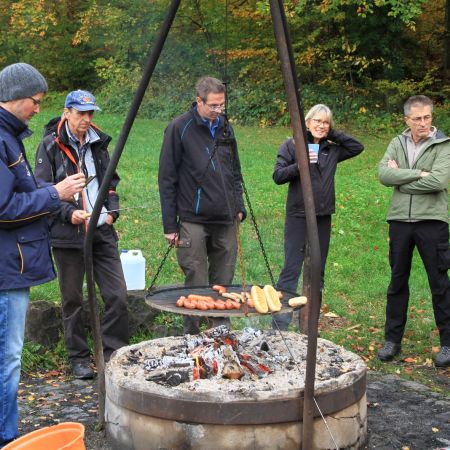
[146, 369, 190, 386]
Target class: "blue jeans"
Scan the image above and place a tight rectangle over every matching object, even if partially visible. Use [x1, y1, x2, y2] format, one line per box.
[0, 288, 29, 447]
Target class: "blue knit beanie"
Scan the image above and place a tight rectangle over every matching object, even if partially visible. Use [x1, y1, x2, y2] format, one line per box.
[0, 63, 48, 102]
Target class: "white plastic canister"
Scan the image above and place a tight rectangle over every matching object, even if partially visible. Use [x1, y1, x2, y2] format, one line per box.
[120, 250, 146, 290]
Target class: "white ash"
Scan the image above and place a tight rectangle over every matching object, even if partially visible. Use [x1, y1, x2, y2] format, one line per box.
[107, 328, 366, 402]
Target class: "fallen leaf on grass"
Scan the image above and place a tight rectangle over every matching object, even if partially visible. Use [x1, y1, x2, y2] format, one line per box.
[346, 324, 361, 331]
[43, 370, 61, 377]
[431, 427, 439, 432]
[403, 357, 416, 363]
[324, 312, 340, 318]
[431, 346, 440, 353]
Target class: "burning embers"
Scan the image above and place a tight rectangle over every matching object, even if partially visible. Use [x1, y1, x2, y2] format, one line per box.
[129, 326, 290, 386]
[110, 328, 367, 401]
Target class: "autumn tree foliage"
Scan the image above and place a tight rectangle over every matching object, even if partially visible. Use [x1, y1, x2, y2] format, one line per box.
[0, 0, 447, 124]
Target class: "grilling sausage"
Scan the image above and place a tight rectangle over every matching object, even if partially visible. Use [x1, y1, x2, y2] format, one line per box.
[212, 285, 227, 294]
[176, 296, 186, 307]
[214, 300, 226, 310]
[188, 294, 215, 302]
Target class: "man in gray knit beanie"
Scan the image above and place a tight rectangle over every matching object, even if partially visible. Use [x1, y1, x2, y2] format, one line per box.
[0, 64, 84, 446]
[0, 62, 48, 102]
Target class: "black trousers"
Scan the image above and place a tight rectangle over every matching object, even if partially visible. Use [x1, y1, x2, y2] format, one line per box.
[272, 215, 331, 330]
[385, 220, 450, 346]
[53, 225, 129, 362]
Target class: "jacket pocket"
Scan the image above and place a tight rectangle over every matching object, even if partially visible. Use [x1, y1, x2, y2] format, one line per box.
[437, 242, 450, 271]
[17, 227, 49, 274]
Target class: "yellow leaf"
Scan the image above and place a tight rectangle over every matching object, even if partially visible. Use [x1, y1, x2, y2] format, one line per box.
[431, 427, 439, 432]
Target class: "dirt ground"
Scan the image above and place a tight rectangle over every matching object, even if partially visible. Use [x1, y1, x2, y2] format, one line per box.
[16, 366, 449, 450]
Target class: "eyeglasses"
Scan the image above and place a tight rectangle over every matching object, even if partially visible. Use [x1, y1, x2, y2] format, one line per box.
[204, 103, 226, 111]
[27, 97, 42, 106]
[408, 115, 432, 124]
[310, 118, 330, 126]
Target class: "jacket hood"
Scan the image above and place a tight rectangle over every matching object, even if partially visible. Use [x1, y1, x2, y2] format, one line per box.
[43, 116, 62, 137]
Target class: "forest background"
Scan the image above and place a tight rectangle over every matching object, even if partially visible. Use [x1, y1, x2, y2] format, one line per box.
[0, 0, 449, 129]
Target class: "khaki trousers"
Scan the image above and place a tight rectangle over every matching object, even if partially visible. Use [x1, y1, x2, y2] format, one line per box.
[177, 220, 237, 334]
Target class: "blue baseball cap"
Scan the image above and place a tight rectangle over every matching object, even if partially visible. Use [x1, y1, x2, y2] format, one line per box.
[64, 90, 101, 111]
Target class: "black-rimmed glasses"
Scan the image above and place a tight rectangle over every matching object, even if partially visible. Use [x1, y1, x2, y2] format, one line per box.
[27, 97, 42, 106]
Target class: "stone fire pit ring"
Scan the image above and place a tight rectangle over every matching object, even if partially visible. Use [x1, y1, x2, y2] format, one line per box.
[105, 331, 367, 449]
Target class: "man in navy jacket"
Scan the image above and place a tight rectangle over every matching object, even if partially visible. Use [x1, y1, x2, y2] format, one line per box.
[0, 63, 84, 447]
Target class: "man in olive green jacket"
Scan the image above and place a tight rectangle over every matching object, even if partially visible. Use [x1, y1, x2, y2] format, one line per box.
[378, 95, 450, 367]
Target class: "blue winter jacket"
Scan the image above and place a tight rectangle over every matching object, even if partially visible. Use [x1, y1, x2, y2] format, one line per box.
[0, 106, 61, 290]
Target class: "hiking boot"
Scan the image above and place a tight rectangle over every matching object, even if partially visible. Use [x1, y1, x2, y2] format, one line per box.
[435, 346, 450, 368]
[377, 341, 401, 361]
[71, 360, 94, 379]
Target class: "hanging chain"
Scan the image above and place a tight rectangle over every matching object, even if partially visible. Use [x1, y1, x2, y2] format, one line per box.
[147, 242, 174, 293]
[235, 220, 249, 315]
[241, 177, 276, 286]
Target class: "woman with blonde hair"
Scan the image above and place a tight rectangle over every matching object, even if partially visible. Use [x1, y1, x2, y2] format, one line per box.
[272, 104, 364, 330]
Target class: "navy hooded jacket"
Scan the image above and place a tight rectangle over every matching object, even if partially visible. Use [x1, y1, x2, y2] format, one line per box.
[0, 106, 60, 290]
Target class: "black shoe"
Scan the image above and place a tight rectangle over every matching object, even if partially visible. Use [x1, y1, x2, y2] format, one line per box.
[377, 341, 401, 361]
[71, 360, 94, 379]
[435, 346, 450, 368]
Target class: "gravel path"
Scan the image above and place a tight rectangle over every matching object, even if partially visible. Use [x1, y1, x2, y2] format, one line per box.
[16, 369, 449, 450]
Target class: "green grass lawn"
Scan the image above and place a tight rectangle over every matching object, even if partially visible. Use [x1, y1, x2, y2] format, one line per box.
[23, 109, 448, 388]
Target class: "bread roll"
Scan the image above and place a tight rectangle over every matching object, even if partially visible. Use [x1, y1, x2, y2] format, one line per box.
[251, 285, 268, 313]
[288, 296, 308, 307]
[263, 285, 282, 312]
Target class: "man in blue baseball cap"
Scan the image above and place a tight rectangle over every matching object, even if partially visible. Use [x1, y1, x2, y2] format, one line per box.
[64, 89, 101, 111]
[34, 90, 129, 380]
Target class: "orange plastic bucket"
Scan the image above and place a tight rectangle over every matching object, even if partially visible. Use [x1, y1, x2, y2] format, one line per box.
[3, 422, 85, 450]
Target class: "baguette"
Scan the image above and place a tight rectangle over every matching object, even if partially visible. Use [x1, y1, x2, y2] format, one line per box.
[251, 285, 268, 314]
[288, 296, 308, 307]
[264, 285, 282, 312]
